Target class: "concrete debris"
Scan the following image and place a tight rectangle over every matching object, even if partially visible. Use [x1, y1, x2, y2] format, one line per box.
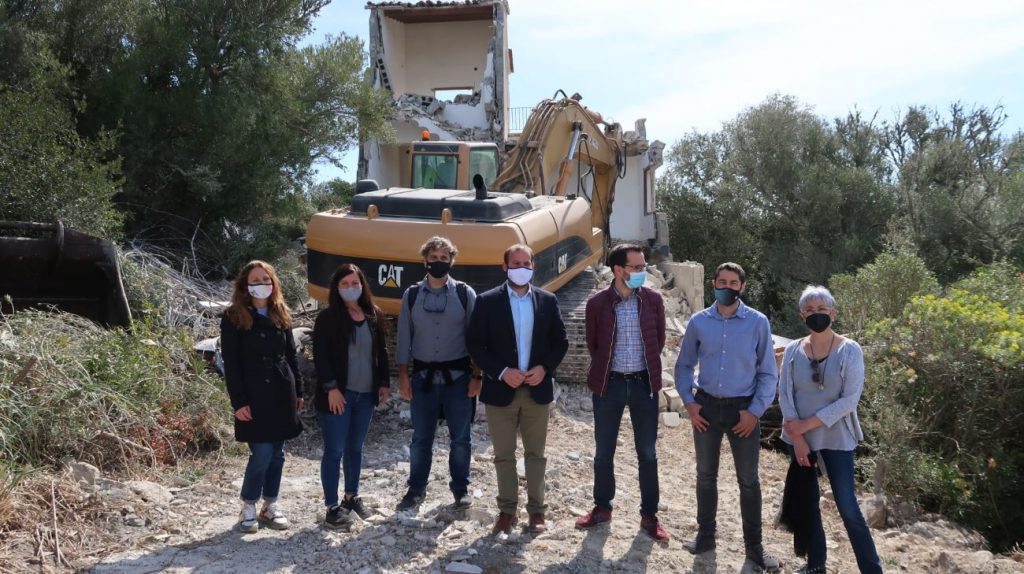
[661, 411, 681, 428]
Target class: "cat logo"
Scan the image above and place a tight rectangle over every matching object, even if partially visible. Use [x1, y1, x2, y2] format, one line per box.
[378, 264, 404, 288]
[557, 253, 568, 273]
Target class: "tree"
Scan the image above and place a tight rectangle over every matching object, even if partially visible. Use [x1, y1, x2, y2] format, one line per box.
[659, 95, 897, 334]
[5, 0, 393, 272]
[884, 104, 1024, 282]
[0, 11, 123, 237]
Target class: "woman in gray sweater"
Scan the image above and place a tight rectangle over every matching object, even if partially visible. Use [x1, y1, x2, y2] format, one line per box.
[779, 286, 882, 574]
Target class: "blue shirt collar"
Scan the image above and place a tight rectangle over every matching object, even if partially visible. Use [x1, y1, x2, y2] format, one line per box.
[423, 275, 454, 293]
[709, 299, 749, 320]
[506, 282, 532, 299]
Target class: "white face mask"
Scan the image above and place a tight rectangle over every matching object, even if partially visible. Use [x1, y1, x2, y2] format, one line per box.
[247, 284, 273, 300]
[507, 267, 534, 287]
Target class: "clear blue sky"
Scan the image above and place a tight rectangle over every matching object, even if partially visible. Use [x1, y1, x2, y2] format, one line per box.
[305, 0, 1024, 182]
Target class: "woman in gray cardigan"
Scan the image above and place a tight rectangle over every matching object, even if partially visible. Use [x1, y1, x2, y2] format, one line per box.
[779, 286, 883, 574]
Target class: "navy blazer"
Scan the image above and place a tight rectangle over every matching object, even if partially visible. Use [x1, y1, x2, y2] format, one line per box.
[466, 283, 569, 406]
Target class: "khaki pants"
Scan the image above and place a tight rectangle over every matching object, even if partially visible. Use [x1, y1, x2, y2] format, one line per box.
[485, 386, 551, 514]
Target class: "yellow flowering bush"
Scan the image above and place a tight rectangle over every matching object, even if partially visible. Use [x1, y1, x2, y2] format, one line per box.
[862, 263, 1024, 550]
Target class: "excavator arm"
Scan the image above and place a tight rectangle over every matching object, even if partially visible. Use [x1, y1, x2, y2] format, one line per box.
[492, 96, 625, 236]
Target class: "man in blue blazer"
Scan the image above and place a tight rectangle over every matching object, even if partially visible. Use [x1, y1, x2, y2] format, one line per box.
[467, 244, 569, 536]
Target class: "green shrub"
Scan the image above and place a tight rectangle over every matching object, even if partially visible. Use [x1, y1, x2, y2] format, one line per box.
[0, 312, 230, 471]
[862, 269, 1024, 550]
[830, 246, 939, 334]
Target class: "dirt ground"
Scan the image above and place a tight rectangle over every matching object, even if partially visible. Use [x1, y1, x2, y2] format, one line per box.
[75, 385, 1022, 574]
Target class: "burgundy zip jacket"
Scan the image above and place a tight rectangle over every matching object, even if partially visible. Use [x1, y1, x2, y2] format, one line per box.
[585, 284, 666, 397]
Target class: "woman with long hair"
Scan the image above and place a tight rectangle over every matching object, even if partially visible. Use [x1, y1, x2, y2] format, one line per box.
[313, 264, 391, 529]
[220, 260, 304, 533]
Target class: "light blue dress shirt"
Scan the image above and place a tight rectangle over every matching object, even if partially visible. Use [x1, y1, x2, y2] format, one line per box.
[674, 301, 778, 417]
[507, 283, 534, 372]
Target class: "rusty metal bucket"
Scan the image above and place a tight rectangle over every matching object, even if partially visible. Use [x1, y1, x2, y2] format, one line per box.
[0, 221, 131, 328]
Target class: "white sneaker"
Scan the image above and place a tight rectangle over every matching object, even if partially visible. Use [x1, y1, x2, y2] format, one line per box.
[259, 501, 290, 530]
[238, 502, 258, 532]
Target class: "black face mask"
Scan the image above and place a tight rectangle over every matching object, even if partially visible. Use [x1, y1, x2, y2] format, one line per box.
[425, 260, 451, 279]
[805, 313, 832, 333]
[714, 287, 741, 306]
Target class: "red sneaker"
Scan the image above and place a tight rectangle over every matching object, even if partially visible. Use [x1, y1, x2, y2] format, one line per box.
[575, 506, 612, 529]
[640, 513, 670, 541]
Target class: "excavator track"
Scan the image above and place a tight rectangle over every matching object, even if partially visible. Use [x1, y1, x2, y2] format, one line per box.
[552, 267, 600, 385]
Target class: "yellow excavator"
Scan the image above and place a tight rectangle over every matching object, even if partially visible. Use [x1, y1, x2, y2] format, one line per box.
[305, 95, 629, 314]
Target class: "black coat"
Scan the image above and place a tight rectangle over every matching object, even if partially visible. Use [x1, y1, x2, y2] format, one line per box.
[220, 310, 304, 443]
[312, 307, 390, 412]
[467, 284, 568, 406]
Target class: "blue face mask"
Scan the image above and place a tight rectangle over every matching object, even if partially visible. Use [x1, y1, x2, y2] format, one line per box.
[714, 287, 740, 306]
[338, 286, 362, 302]
[626, 271, 646, 289]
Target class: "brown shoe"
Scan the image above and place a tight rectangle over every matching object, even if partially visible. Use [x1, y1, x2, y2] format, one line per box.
[574, 506, 612, 529]
[492, 512, 517, 534]
[528, 513, 547, 534]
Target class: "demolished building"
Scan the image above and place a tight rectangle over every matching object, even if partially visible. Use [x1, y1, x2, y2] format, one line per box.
[358, 0, 669, 252]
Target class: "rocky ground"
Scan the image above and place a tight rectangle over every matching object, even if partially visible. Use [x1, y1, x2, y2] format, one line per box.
[60, 383, 1021, 574]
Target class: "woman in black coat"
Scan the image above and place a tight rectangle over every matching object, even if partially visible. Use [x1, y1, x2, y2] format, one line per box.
[313, 263, 390, 529]
[220, 260, 303, 533]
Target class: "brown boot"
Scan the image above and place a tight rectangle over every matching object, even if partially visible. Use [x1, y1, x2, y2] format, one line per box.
[492, 512, 517, 534]
[528, 513, 547, 534]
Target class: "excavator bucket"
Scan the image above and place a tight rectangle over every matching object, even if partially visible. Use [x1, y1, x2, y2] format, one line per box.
[0, 221, 131, 328]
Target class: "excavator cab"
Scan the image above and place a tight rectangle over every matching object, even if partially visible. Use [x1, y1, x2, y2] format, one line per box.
[407, 137, 499, 191]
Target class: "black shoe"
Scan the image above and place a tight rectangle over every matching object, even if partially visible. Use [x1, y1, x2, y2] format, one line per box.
[796, 566, 826, 574]
[452, 491, 472, 509]
[746, 547, 781, 572]
[396, 490, 425, 511]
[341, 496, 371, 520]
[683, 534, 716, 554]
[324, 504, 352, 530]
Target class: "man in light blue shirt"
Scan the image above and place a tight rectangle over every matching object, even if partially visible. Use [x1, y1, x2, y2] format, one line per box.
[675, 262, 781, 572]
[467, 244, 568, 535]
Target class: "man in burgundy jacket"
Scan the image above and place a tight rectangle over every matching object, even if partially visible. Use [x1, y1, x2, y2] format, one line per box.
[575, 243, 669, 541]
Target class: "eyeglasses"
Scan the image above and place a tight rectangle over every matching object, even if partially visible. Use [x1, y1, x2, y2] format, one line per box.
[624, 264, 647, 272]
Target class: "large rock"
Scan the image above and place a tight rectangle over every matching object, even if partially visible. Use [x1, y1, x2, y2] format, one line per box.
[124, 480, 174, 506]
[69, 461, 101, 486]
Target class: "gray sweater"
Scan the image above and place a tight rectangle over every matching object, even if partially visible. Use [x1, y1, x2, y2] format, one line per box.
[779, 337, 866, 452]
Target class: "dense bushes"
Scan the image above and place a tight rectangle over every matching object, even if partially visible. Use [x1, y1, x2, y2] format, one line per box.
[844, 258, 1024, 550]
[0, 312, 229, 472]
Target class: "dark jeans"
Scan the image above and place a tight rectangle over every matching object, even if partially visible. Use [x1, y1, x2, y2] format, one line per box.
[240, 441, 285, 503]
[319, 390, 376, 507]
[692, 392, 763, 550]
[408, 371, 473, 495]
[592, 372, 660, 515]
[789, 446, 883, 573]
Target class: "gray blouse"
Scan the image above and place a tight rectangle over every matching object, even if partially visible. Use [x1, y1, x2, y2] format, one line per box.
[346, 320, 374, 394]
[778, 338, 866, 452]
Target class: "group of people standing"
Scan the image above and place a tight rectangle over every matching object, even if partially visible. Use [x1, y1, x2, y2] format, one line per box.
[219, 237, 882, 573]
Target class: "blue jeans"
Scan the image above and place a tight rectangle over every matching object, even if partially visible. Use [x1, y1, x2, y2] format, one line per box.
[790, 447, 883, 573]
[319, 390, 376, 507]
[240, 441, 285, 503]
[408, 371, 473, 495]
[592, 373, 660, 515]
[692, 392, 763, 551]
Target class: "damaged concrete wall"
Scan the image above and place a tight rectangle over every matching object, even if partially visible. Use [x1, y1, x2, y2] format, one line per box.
[609, 118, 666, 248]
[360, 1, 510, 186]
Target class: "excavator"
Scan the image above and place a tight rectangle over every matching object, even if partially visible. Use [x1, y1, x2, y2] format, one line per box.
[305, 95, 633, 314]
